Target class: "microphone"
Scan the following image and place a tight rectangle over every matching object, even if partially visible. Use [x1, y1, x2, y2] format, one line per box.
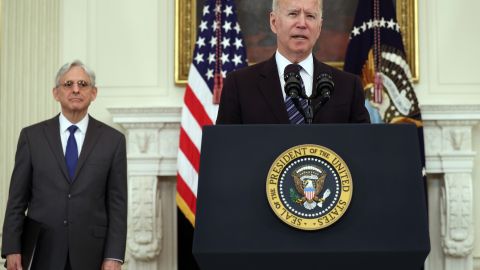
[314, 73, 334, 104]
[283, 65, 303, 99]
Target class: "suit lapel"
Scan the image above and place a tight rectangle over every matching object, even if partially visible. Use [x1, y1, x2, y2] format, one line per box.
[73, 116, 103, 181]
[43, 115, 70, 182]
[258, 56, 290, 123]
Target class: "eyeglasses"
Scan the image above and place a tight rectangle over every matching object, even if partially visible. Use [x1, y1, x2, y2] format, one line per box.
[60, 80, 91, 89]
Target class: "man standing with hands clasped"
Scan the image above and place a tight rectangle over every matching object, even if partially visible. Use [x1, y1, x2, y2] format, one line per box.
[2, 60, 127, 270]
[216, 0, 370, 124]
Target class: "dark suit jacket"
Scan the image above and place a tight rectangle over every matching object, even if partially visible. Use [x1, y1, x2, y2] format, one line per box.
[1, 115, 127, 270]
[216, 55, 371, 124]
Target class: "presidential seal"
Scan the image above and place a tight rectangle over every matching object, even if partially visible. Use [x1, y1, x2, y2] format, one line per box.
[266, 144, 353, 230]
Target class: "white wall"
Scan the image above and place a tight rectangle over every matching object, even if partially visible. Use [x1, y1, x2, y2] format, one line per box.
[0, 0, 59, 260]
[416, 0, 480, 105]
[59, 0, 185, 130]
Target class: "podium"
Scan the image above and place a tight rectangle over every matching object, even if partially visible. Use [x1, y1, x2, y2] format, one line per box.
[193, 124, 430, 270]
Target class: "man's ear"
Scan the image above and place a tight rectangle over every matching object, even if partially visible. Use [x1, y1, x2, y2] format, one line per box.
[52, 87, 60, 101]
[270, 12, 278, 34]
[91, 87, 98, 102]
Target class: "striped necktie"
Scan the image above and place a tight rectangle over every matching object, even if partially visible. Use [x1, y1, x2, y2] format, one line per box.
[285, 64, 308, 124]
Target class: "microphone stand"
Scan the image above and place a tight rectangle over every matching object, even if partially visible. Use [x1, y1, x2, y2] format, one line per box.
[304, 98, 314, 124]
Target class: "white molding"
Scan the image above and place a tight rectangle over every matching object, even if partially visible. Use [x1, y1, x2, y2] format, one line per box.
[421, 104, 480, 120]
[109, 107, 182, 124]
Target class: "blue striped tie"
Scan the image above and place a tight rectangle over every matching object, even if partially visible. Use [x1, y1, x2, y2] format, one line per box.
[65, 125, 78, 181]
[285, 96, 308, 124]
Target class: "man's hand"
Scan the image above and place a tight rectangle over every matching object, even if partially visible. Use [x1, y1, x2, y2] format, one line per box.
[6, 253, 22, 270]
[102, 260, 121, 270]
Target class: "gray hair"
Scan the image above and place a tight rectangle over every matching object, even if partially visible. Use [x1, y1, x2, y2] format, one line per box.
[272, 0, 323, 17]
[55, 60, 96, 87]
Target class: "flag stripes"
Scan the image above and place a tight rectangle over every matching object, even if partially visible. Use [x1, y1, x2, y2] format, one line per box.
[176, 0, 247, 225]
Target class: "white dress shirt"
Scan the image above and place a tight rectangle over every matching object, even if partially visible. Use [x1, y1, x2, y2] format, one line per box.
[275, 50, 314, 100]
[59, 113, 89, 156]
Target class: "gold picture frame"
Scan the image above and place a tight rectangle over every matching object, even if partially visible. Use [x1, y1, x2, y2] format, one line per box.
[175, 0, 419, 84]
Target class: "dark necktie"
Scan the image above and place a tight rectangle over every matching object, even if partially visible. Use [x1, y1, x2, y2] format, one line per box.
[65, 125, 78, 181]
[285, 64, 308, 124]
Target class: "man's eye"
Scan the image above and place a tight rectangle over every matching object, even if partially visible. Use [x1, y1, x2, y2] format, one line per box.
[78, 80, 89, 87]
[64, 81, 73, 87]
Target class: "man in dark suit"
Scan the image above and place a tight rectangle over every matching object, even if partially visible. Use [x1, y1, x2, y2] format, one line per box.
[1, 60, 127, 270]
[216, 0, 370, 124]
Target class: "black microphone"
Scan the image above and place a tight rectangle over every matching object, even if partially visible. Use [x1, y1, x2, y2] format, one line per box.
[283, 65, 303, 99]
[314, 73, 334, 104]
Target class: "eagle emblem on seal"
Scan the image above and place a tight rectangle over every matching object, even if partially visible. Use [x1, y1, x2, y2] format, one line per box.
[292, 165, 331, 210]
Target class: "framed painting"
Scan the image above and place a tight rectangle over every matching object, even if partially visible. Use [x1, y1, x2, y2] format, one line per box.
[175, 0, 418, 84]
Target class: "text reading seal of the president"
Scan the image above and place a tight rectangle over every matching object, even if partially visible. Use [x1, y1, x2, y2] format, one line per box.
[266, 144, 353, 230]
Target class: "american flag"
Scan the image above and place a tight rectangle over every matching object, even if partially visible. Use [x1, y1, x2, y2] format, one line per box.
[176, 0, 247, 225]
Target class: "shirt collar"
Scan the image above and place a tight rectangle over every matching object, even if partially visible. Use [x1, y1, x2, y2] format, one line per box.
[276, 51, 314, 78]
[59, 113, 89, 134]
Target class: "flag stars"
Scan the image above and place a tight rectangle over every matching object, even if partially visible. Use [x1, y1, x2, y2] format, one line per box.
[367, 20, 373, 29]
[223, 21, 232, 33]
[194, 53, 204, 64]
[234, 38, 243, 49]
[212, 21, 220, 31]
[352, 17, 401, 37]
[196, 37, 206, 48]
[360, 22, 367, 32]
[215, 4, 222, 14]
[224, 5, 233, 17]
[387, 18, 396, 29]
[232, 54, 243, 66]
[379, 17, 387, 27]
[221, 37, 231, 48]
[203, 5, 210, 16]
[206, 69, 214, 80]
[199, 20, 208, 32]
[221, 52, 230, 64]
[234, 22, 241, 33]
[352, 26, 361, 36]
[208, 53, 216, 64]
[221, 70, 227, 78]
[210, 37, 217, 47]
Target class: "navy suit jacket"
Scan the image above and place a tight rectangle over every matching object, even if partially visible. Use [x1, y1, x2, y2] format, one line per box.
[216, 55, 371, 124]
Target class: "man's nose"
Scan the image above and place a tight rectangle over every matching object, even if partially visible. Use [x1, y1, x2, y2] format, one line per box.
[296, 13, 307, 28]
[72, 85, 80, 93]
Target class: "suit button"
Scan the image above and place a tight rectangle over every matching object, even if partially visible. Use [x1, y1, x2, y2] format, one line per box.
[63, 220, 68, 225]
[68, 194, 71, 199]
